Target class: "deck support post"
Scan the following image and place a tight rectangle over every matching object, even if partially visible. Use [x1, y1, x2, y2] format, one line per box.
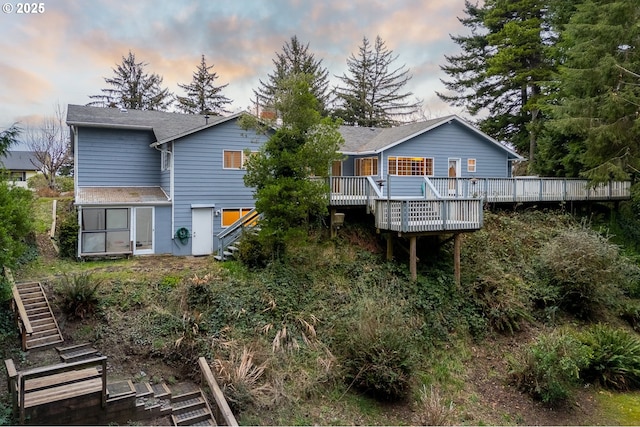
[409, 236, 417, 281]
[454, 233, 461, 287]
[330, 208, 337, 238]
[386, 234, 393, 261]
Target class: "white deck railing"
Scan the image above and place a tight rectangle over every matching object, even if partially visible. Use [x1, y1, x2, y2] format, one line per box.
[328, 176, 630, 234]
[427, 177, 630, 203]
[374, 198, 483, 233]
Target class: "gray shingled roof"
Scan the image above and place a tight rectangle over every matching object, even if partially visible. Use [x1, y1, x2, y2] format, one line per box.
[66, 104, 231, 143]
[0, 151, 41, 170]
[67, 105, 523, 160]
[339, 115, 523, 159]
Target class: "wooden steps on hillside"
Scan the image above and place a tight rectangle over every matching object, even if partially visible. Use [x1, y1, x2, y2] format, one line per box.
[56, 343, 101, 363]
[13, 281, 63, 350]
[171, 384, 216, 426]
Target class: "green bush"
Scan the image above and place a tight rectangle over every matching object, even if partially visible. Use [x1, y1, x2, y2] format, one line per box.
[333, 291, 418, 401]
[56, 204, 79, 259]
[537, 229, 626, 318]
[0, 181, 34, 272]
[509, 330, 592, 404]
[57, 272, 102, 320]
[578, 324, 640, 390]
[237, 231, 270, 269]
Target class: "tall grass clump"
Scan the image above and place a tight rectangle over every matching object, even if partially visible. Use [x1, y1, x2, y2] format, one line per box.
[577, 324, 640, 390]
[333, 290, 419, 401]
[57, 272, 102, 319]
[509, 329, 592, 404]
[536, 228, 627, 319]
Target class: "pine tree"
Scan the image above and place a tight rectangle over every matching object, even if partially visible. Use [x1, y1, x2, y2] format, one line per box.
[176, 55, 232, 115]
[89, 51, 173, 111]
[438, 0, 564, 171]
[254, 36, 330, 115]
[549, 0, 640, 182]
[0, 124, 19, 158]
[333, 36, 421, 127]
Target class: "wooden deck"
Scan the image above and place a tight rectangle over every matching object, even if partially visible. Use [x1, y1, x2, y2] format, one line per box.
[328, 176, 631, 234]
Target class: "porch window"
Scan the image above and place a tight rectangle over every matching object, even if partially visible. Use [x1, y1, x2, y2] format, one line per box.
[355, 157, 378, 176]
[467, 158, 476, 173]
[81, 208, 130, 254]
[221, 208, 253, 227]
[387, 156, 433, 176]
[10, 171, 26, 181]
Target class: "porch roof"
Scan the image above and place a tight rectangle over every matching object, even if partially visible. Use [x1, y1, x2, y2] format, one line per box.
[76, 186, 171, 205]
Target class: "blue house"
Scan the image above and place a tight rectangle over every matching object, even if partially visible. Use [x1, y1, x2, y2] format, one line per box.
[67, 104, 269, 258]
[67, 105, 629, 262]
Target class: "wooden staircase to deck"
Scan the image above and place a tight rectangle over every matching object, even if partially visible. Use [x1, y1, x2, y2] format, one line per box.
[171, 383, 217, 426]
[12, 281, 63, 350]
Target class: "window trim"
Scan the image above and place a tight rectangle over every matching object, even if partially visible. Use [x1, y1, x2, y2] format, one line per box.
[223, 150, 256, 170]
[221, 207, 253, 228]
[387, 156, 434, 176]
[355, 157, 379, 176]
[161, 148, 172, 171]
[467, 158, 476, 173]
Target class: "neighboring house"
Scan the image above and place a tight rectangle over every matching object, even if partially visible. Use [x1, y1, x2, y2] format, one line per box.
[0, 151, 42, 188]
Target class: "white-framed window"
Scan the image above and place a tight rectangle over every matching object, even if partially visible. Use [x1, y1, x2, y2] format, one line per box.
[355, 157, 378, 176]
[161, 149, 172, 171]
[467, 158, 476, 173]
[223, 150, 255, 169]
[221, 208, 253, 227]
[387, 156, 434, 176]
[81, 207, 131, 254]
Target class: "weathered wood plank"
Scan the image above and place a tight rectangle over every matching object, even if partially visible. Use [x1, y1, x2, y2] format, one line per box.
[198, 357, 238, 426]
[24, 378, 103, 408]
[24, 367, 101, 392]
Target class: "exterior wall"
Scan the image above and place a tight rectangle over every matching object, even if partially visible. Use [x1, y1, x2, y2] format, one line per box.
[171, 120, 269, 254]
[154, 205, 173, 254]
[76, 127, 160, 186]
[381, 121, 510, 179]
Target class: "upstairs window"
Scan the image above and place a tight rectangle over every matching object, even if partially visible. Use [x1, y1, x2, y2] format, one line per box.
[161, 149, 172, 171]
[387, 156, 433, 176]
[223, 150, 256, 169]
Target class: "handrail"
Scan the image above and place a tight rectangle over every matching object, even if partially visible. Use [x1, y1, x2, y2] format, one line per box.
[217, 208, 259, 240]
[198, 357, 239, 426]
[422, 177, 442, 199]
[4, 267, 33, 349]
[14, 355, 107, 424]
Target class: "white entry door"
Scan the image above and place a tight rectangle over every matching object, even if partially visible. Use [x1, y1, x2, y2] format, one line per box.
[133, 207, 154, 255]
[191, 208, 213, 255]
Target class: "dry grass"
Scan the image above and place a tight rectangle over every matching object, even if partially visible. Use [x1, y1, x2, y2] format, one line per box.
[414, 384, 456, 426]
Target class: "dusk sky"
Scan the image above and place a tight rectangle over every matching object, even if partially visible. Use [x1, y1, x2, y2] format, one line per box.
[0, 0, 471, 137]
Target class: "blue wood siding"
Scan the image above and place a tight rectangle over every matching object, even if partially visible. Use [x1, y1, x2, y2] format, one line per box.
[381, 122, 510, 178]
[172, 120, 269, 252]
[154, 206, 172, 254]
[77, 127, 160, 186]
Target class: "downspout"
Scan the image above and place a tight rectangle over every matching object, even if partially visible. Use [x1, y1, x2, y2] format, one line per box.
[71, 125, 81, 258]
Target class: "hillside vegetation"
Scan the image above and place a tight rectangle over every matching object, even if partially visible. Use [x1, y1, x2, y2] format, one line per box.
[5, 202, 640, 425]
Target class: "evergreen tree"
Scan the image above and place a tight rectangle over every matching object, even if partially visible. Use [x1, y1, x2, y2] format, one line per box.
[254, 36, 330, 116]
[89, 51, 173, 111]
[333, 36, 421, 127]
[176, 55, 232, 115]
[0, 124, 19, 158]
[548, 0, 640, 182]
[243, 73, 343, 256]
[438, 0, 566, 171]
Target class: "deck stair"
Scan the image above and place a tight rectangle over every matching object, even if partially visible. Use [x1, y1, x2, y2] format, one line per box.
[171, 383, 217, 426]
[56, 343, 101, 363]
[214, 208, 262, 261]
[12, 280, 63, 351]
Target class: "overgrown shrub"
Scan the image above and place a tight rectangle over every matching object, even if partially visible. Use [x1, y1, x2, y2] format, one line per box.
[214, 346, 276, 413]
[536, 229, 626, 318]
[334, 291, 418, 401]
[509, 330, 592, 404]
[577, 324, 640, 390]
[56, 203, 78, 259]
[57, 272, 102, 320]
[186, 274, 215, 308]
[237, 231, 270, 269]
[0, 181, 34, 271]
